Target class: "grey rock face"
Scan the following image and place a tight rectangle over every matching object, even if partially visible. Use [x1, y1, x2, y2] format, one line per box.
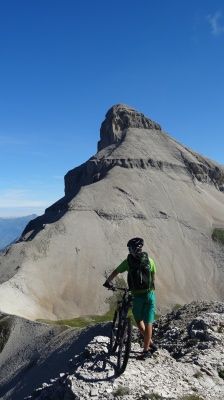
[24, 301, 224, 400]
[0, 314, 110, 400]
[180, 150, 224, 190]
[64, 104, 161, 197]
[152, 301, 224, 360]
[64, 106, 224, 198]
[98, 104, 161, 151]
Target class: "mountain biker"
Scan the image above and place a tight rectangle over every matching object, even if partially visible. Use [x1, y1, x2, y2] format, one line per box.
[103, 237, 157, 360]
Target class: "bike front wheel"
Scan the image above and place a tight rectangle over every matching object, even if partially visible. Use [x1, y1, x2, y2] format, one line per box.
[109, 310, 119, 354]
[117, 317, 132, 375]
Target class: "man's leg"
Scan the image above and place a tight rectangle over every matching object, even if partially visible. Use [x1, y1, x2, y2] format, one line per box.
[143, 323, 152, 351]
[136, 321, 153, 351]
[133, 295, 155, 352]
[136, 320, 145, 336]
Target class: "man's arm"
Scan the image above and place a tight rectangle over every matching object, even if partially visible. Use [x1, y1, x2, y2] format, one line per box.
[151, 271, 155, 290]
[150, 258, 156, 290]
[103, 269, 119, 288]
[103, 259, 128, 288]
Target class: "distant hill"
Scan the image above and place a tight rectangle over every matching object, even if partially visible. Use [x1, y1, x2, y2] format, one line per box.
[0, 215, 37, 250]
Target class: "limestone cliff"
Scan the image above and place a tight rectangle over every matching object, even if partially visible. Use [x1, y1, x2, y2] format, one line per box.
[0, 104, 224, 320]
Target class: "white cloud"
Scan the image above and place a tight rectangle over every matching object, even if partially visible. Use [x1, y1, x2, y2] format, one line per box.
[0, 135, 27, 146]
[0, 207, 44, 218]
[207, 11, 224, 36]
[0, 189, 49, 208]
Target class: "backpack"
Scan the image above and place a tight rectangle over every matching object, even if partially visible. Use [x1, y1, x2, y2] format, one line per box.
[127, 252, 152, 291]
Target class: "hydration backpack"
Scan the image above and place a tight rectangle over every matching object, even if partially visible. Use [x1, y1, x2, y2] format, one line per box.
[127, 252, 152, 291]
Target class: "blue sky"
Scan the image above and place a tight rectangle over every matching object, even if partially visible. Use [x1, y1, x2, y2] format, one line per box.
[0, 0, 224, 217]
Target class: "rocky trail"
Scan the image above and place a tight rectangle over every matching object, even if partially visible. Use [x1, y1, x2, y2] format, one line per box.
[24, 302, 224, 400]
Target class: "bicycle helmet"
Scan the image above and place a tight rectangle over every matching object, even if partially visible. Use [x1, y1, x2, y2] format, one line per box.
[127, 238, 144, 249]
[127, 237, 144, 256]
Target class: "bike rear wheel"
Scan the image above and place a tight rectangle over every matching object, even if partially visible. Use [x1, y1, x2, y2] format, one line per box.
[117, 317, 132, 374]
[109, 310, 119, 354]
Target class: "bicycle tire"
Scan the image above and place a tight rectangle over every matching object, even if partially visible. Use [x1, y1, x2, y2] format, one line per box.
[109, 310, 119, 354]
[116, 317, 132, 374]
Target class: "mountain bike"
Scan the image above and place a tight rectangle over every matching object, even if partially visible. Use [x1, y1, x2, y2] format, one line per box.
[107, 286, 133, 375]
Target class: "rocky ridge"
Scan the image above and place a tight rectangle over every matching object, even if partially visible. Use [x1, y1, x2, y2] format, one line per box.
[24, 301, 224, 400]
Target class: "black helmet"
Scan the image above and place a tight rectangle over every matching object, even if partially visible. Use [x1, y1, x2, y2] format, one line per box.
[127, 237, 144, 251]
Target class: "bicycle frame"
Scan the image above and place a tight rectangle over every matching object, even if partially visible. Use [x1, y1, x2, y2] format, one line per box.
[116, 288, 133, 332]
[108, 287, 133, 374]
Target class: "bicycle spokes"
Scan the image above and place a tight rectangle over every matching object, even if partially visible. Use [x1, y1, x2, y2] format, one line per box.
[117, 317, 132, 375]
[107, 287, 133, 375]
[109, 310, 119, 354]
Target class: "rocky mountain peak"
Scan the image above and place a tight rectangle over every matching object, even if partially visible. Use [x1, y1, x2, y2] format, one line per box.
[0, 104, 224, 326]
[97, 104, 161, 151]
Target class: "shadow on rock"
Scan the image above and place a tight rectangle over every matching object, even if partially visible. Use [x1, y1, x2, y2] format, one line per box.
[0, 324, 111, 400]
[20, 196, 70, 241]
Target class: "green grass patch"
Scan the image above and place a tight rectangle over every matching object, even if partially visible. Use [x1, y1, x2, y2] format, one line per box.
[37, 309, 115, 328]
[137, 394, 164, 400]
[37, 304, 158, 329]
[112, 386, 130, 397]
[212, 228, 224, 245]
[172, 304, 182, 311]
[37, 307, 137, 328]
[37, 274, 159, 328]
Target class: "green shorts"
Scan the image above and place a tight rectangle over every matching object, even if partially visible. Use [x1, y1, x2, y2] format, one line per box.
[132, 291, 156, 324]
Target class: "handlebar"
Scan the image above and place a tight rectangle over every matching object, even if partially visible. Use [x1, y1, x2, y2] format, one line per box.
[106, 286, 130, 292]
